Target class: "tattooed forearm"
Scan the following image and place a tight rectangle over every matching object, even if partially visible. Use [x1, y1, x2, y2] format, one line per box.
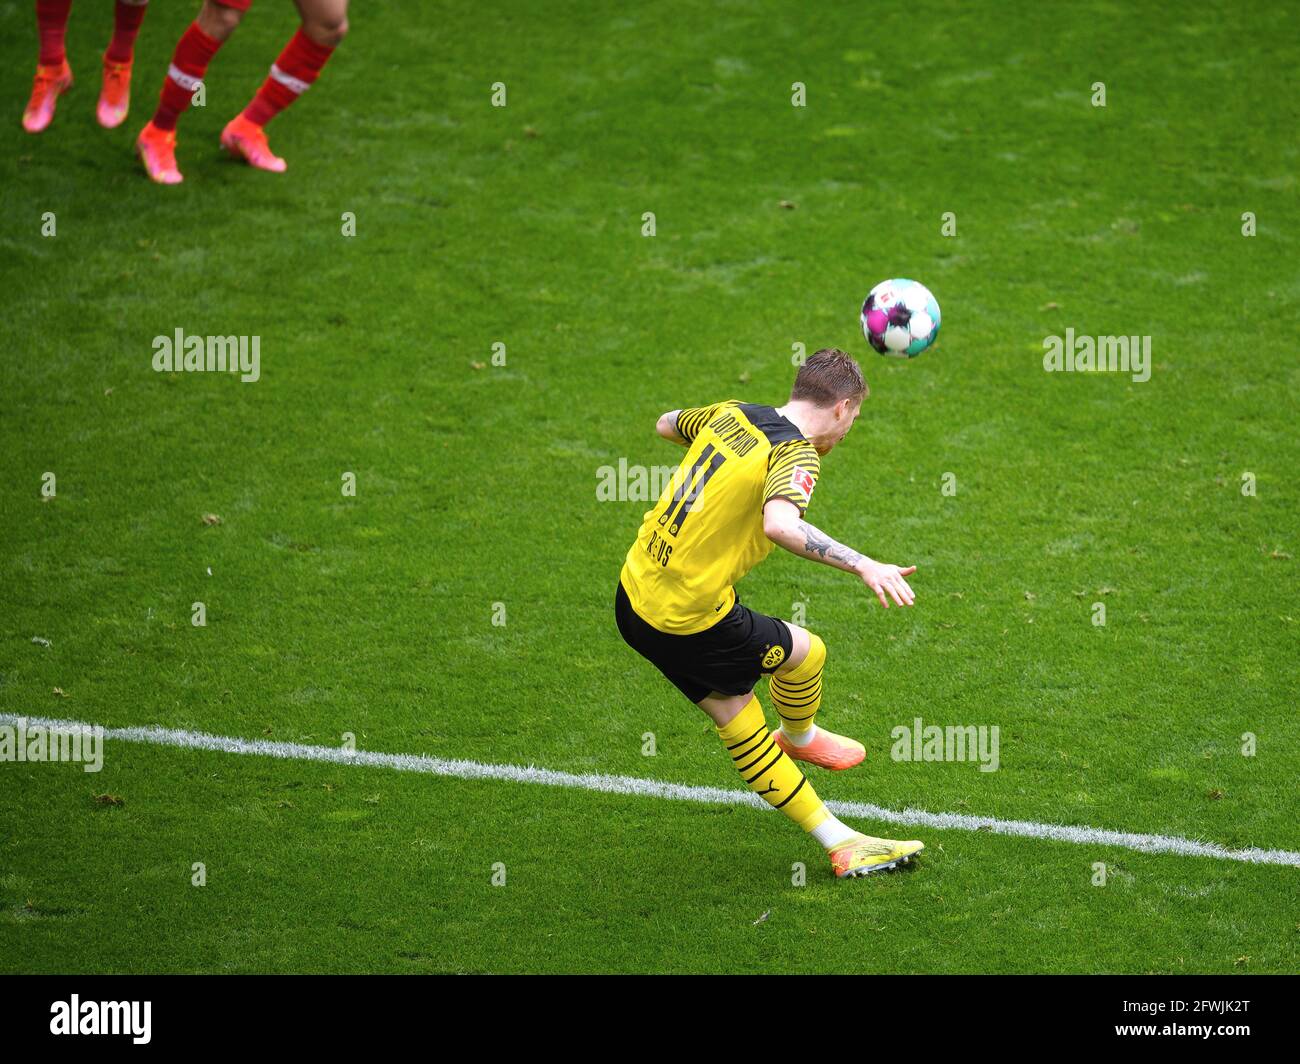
[795, 520, 865, 572]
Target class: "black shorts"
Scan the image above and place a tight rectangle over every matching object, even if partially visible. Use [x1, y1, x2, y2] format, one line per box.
[614, 581, 793, 704]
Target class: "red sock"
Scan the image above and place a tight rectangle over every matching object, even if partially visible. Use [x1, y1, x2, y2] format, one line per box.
[105, 0, 148, 65]
[36, 0, 72, 67]
[241, 29, 335, 127]
[151, 22, 222, 132]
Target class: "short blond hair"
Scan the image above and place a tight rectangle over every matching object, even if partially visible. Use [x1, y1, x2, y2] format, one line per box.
[791, 349, 867, 406]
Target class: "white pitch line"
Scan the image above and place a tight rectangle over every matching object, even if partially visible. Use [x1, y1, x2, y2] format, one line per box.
[5, 714, 1298, 867]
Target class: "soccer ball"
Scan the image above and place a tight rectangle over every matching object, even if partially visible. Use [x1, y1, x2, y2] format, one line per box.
[861, 279, 941, 358]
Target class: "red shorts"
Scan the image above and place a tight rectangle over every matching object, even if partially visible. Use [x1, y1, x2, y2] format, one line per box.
[213, 0, 254, 10]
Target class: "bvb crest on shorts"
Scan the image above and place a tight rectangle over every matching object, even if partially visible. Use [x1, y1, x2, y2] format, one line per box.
[762, 645, 786, 670]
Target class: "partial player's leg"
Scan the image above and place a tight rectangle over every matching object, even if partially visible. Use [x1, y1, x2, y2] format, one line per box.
[700, 688, 845, 835]
[764, 622, 924, 876]
[613, 583, 922, 878]
[23, 0, 74, 134]
[770, 622, 865, 770]
[98, 0, 148, 129]
[221, 0, 348, 172]
[136, 0, 246, 184]
[700, 689, 922, 878]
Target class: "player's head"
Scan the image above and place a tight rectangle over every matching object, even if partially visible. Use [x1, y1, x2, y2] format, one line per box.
[789, 348, 868, 454]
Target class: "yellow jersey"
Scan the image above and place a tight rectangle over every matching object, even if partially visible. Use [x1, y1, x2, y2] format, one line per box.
[620, 400, 821, 634]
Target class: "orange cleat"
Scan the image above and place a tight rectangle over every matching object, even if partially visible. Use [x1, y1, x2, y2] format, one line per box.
[135, 121, 183, 185]
[219, 114, 286, 173]
[23, 61, 73, 134]
[774, 725, 865, 770]
[97, 59, 133, 129]
[828, 834, 924, 878]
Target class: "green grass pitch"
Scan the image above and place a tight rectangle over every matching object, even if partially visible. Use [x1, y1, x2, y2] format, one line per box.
[1, 0, 1297, 974]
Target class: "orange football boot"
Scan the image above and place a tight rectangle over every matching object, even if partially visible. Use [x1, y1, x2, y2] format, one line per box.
[774, 725, 866, 770]
[97, 59, 133, 129]
[828, 834, 924, 878]
[135, 121, 183, 184]
[23, 61, 73, 134]
[220, 114, 286, 173]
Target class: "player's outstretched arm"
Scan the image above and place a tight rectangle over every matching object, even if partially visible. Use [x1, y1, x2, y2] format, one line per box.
[762, 498, 917, 608]
[656, 410, 688, 445]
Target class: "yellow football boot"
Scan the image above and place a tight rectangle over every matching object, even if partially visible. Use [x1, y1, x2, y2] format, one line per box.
[828, 833, 924, 878]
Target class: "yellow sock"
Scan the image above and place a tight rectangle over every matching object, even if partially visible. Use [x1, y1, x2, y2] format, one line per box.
[717, 696, 828, 832]
[770, 632, 825, 737]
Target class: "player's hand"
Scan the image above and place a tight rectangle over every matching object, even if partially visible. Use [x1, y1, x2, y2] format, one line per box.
[856, 560, 917, 608]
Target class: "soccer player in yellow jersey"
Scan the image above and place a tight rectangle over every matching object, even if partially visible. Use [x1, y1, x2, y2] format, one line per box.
[616, 349, 924, 878]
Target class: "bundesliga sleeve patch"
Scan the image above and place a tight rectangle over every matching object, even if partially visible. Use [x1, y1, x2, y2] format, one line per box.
[791, 466, 815, 498]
